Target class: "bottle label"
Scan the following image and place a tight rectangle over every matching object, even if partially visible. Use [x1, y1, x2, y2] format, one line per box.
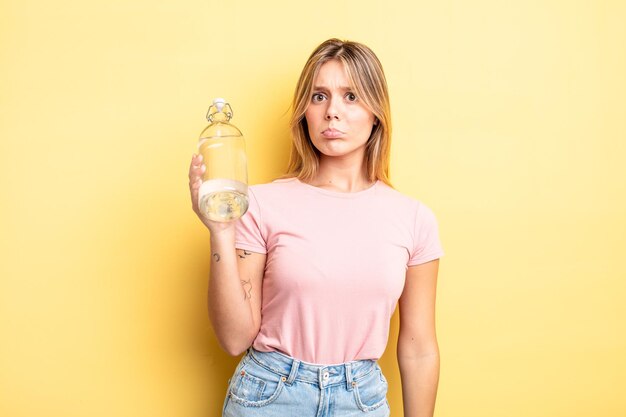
[198, 178, 248, 200]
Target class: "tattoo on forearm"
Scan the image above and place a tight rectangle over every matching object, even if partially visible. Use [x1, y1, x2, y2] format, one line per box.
[212, 253, 221, 262]
[237, 250, 252, 259]
[241, 278, 252, 300]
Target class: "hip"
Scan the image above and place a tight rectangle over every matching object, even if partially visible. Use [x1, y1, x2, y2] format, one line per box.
[222, 347, 390, 417]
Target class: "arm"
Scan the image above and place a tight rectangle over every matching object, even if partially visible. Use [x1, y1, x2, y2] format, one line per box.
[189, 154, 266, 356]
[397, 259, 440, 417]
[208, 233, 266, 356]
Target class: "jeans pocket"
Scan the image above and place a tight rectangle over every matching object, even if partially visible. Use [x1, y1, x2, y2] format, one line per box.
[228, 358, 285, 407]
[353, 366, 388, 412]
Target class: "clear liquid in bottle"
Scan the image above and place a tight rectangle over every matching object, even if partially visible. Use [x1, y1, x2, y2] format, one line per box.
[197, 98, 249, 222]
[198, 178, 248, 222]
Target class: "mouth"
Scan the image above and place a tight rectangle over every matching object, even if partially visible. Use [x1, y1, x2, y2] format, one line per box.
[321, 128, 344, 139]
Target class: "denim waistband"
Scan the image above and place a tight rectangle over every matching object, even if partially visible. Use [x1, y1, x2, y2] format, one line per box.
[246, 348, 378, 389]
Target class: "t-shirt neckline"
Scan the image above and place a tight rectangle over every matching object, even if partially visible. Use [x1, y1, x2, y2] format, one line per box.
[294, 178, 379, 198]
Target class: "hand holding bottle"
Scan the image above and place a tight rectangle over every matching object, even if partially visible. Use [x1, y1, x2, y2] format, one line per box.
[188, 154, 236, 236]
[195, 98, 249, 223]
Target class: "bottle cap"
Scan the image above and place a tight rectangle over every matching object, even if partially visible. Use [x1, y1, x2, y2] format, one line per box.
[213, 98, 226, 112]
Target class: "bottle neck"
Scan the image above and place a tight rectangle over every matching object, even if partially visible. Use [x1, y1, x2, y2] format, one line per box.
[210, 112, 230, 123]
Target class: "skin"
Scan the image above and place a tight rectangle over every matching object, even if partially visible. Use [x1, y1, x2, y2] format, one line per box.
[398, 259, 440, 417]
[188, 58, 440, 417]
[303, 59, 377, 192]
[189, 155, 265, 355]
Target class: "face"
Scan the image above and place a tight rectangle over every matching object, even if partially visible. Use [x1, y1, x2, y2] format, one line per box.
[304, 60, 377, 161]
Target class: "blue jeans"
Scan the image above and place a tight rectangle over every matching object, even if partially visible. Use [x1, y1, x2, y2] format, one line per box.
[222, 348, 391, 416]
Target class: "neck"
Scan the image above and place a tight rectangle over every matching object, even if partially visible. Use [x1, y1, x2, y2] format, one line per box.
[310, 155, 374, 193]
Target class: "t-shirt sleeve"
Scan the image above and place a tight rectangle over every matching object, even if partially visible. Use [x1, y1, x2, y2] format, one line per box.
[408, 202, 444, 266]
[234, 187, 267, 254]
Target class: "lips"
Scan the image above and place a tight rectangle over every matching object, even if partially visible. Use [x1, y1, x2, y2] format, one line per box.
[321, 128, 344, 138]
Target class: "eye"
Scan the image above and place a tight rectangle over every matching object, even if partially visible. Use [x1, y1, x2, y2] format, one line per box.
[345, 92, 357, 102]
[312, 93, 326, 102]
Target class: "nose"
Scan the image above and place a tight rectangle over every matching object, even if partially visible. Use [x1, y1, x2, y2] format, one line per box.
[325, 97, 341, 120]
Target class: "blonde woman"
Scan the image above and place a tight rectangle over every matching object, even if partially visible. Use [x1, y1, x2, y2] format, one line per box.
[189, 38, 443, 417]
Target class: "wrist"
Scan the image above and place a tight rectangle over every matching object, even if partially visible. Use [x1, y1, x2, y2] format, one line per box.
[209, 225, 236, 243]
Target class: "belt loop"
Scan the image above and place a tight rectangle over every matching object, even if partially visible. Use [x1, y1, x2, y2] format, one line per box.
[286, 358, 300, 385]
[243, 347, 252, 364]
[345, 362, 354, 391]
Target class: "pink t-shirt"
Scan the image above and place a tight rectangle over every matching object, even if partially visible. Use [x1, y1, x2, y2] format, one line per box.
[234, 177, 443, 365]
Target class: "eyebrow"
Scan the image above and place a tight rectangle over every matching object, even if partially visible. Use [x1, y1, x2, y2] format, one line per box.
[312, 85, 353, 91]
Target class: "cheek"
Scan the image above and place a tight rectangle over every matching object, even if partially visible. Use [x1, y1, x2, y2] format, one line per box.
[304, 112, 314, 133]
[304, 106, 320, 125]
[303, 112, 319, 144]
[350, 110, 375, 130]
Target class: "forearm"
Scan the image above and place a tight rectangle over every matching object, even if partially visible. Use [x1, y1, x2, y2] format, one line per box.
[207, 231, 256, 355]
[398, 351, 440, 417]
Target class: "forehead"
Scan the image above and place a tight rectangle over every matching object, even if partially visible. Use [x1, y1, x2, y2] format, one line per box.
[313, 59, 353, 88]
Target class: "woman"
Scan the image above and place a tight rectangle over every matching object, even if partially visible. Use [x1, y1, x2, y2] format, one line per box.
[189, 38, 443, 417]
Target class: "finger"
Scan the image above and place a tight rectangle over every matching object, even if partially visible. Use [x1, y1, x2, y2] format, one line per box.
[190, 157, 205, 171]
[190, 179, 201, 207]
[189, 175, 201, 190]
[191, 154, 202, 167]
[189, 159, 205, 179]
[190, 179, 203, 197]
[189, 166, 205, 185]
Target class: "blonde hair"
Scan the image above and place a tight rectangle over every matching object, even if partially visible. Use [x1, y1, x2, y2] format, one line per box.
[281, 38, 393, 187]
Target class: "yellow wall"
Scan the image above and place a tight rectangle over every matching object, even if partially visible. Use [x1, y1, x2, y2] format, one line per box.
[1, 1, 625, 416]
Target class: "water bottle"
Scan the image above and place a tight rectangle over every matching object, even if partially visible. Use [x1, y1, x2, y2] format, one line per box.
[197, 98, 249, 222]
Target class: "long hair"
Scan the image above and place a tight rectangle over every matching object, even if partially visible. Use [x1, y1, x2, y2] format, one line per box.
[281, 38, 393, 187]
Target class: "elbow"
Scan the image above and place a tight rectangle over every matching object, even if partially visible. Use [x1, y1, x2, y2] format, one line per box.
[397, 348, 440, 367]
[224, 344, 248, 357]
[220, 330, 258, 357]
[397, 337, 440, 362]
[220, 338, 251, 357]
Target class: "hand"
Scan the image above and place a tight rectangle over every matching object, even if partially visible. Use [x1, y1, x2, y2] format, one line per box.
[188, 154, 236, 236]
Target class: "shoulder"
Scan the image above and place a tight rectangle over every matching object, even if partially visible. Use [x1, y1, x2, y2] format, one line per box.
[376, 182, 421, 209]
[247, 177, 299, 201]
[249, 177, 298, 193]
[376, 182, 439, 222]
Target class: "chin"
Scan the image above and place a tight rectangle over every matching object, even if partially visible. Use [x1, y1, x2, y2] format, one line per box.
[319, 147, 363, 159]
[312, 138, 367, 158]
[315, 142, 344, 155]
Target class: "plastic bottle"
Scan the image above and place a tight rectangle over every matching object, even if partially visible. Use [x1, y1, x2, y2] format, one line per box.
[197, 98, 249, 222]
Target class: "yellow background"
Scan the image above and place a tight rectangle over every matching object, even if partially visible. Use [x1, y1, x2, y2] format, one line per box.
[1, 0, 625, 416]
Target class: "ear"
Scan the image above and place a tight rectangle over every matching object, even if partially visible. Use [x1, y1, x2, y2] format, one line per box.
[374, 118, 379, 126]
